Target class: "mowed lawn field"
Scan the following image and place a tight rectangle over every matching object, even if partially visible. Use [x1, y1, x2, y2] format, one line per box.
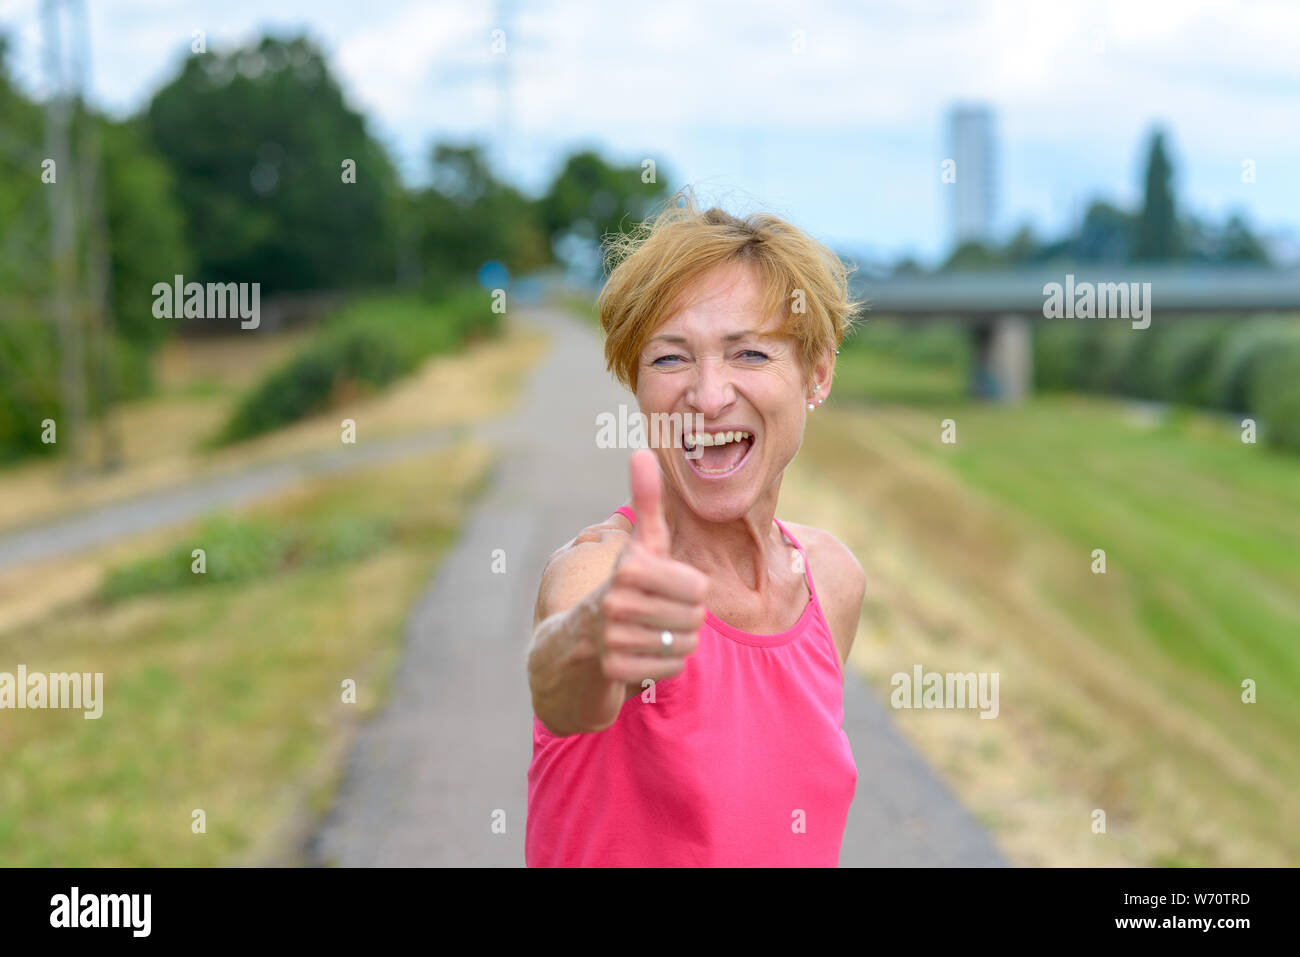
[782, 349, 1299, 866]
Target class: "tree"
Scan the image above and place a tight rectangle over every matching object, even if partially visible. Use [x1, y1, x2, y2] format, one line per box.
[1219, 213, 1270, 264]
[0, 43, 194, 458]
[100, 118, 194, 348]
[1001, 223, 1042, 264]
[539, 151, 670, 266]
[414, 143, 549, 288]
[941, 239, 999, 271]
[1134, 129, 1179, 261]
[1075, 200, 1134, 262]
[145, 35, 401, 293]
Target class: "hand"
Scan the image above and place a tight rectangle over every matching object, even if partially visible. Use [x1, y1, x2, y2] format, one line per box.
[593, 449, 708, 684]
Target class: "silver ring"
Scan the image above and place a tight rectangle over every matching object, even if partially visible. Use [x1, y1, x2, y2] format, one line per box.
[660, 630, 674, 652]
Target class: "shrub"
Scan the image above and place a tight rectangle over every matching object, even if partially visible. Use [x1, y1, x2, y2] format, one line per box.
[1080, 323, 1143, 395]
[100, 512, 392, 601]
[1207, 318, 1300, 414]
[101, 516, 286, 600]
[1033, 323, 1091, 391]
[1140, 320, 1231, 405]
[214, 287, 491, 444]
[1249, 343, 1300, 453]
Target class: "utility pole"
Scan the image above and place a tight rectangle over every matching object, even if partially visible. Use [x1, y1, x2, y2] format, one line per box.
[42, 0, 88, 478]
[71, 0, 121, 469]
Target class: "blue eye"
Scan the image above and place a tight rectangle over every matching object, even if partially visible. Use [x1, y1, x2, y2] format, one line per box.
[652, 354, 683, 366]
[738, 350, 768, 361]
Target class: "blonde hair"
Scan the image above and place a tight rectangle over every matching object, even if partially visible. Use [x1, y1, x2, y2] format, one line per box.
[597, 189, 863, 392]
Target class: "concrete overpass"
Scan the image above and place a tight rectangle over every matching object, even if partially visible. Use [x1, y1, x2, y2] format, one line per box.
[853, 266, 1300, 400]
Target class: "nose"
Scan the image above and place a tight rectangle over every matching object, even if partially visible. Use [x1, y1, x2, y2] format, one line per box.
[685, 357, 736, 420]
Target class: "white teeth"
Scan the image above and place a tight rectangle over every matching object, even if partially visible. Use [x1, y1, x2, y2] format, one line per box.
[685, 430, 751, 448]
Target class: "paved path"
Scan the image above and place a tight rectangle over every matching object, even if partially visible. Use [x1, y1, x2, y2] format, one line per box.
[310, 305, 1007, 867]
[0, 429, 470, 573]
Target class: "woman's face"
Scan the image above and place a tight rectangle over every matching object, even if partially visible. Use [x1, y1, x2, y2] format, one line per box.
[634, 260, 830, 522]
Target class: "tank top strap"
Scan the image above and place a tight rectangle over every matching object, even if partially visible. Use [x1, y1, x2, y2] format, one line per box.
[773, 517, 818, 606]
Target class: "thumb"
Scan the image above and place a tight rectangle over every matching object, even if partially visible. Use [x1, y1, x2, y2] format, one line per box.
[628, 449, 670, 555]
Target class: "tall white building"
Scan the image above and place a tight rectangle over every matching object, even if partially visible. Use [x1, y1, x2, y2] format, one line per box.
[948, 105, 997, 247]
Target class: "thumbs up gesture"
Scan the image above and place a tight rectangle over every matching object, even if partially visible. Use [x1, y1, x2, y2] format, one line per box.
[595, 449, 708, 685]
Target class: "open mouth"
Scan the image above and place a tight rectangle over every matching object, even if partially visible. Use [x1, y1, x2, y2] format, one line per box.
[683, 430, 755, 477]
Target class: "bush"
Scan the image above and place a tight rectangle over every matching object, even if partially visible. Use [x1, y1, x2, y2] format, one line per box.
[1249, 344, 1300, 453]
[100, 511, 392, 601]
[844, 318, 967, 367]
[1033, 323, 1089, 391]
[101, 516, 286, 600]
[1080, 323, 1143, 395]
[0, 322, 61, 463]
[215, 287, 491, 444]
[1139, 320, 1230, 405]
[1207, 318, 1300, 414]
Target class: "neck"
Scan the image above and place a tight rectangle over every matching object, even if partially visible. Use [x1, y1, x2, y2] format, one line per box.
[661, 477, 787, 593]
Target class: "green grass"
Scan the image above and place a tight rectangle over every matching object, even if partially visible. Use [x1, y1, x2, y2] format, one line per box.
[885, 396, 1300, 697]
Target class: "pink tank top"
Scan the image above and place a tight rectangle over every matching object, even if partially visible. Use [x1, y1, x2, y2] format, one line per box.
[526, 506, 857, 867]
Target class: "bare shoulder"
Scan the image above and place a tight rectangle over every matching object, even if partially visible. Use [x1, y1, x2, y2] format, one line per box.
[533, 510, 633, 627]
[782, 522, 864, 590]
[781, 522, 866, 665]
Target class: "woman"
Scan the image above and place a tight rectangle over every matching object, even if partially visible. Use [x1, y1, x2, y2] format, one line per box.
[526, 195, 866, 867]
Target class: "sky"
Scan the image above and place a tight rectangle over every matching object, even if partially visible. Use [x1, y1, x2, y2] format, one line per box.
[2, 0, 1297, 266]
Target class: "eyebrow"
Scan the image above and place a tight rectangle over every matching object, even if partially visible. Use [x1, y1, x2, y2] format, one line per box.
[648, 329, 760, 345]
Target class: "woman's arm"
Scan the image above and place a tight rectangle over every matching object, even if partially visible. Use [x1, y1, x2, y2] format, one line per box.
[527, 521, 708, 737]
[527, 526, 637, 737]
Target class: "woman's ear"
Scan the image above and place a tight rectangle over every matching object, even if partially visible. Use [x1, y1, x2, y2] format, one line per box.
[809, 347, 835, 406]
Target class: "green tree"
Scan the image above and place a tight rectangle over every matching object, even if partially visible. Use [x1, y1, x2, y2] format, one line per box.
[0, 32, 48, 310]
[0, 35, 197, 459]
[539, 151, 670, 260]
[100, 118, 194, 348]
[145, 35, 401, 292]
[1134, 129, 1179, 261]
[1219, 213, 1270, 263]
[1075, 200, 1133, 262]
[414, 144, 549, 287]
[941, 239, 999, 271]
[1001, 223, 1042, 264]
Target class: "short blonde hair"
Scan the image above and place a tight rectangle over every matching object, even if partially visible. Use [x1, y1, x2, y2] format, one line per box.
[598, 190, 863, 392]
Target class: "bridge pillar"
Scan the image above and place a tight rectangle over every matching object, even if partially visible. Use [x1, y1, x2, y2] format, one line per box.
[971, 314, 1032, 402]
